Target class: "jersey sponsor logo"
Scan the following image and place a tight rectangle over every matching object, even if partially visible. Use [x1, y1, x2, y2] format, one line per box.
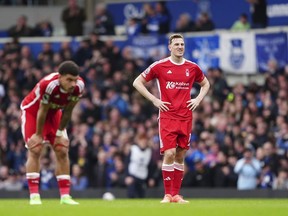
[166, 81, 189, 90]
[167, 70, 172, 74]
[68, 95, 80, 102]
[54, 94, 60, 98]
[50, 103, 65, 109]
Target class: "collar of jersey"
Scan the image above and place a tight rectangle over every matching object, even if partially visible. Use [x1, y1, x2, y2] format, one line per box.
[169, 57, 185, 65]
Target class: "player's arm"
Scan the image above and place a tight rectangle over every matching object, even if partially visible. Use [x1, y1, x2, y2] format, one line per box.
[35, 103, 50, 136]
[133, 75, 170, 111]
[58, 100, 78, 132]
[26, 102, 49, 149]
[187, 77, 210, 111]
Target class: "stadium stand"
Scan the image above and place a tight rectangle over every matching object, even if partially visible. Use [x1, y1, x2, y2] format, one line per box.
[0, 1, 288, 198]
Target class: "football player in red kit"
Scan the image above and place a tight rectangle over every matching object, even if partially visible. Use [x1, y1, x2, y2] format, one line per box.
[133, 34, 210, 203]
[20, 60, 84, 205]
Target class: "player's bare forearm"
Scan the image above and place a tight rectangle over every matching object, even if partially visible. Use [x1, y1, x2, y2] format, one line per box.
[35, 103, 49, 136]
[187, 77, 210, 111]
[59, 101, 77, 130]
[196, 77, 210, 102]
[133, 75, 158, 103]
[133, 75, 170, 111]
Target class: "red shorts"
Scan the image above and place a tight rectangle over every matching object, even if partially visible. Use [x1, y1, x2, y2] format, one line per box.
[21, 110, 62, 145]
[159, 118, 192, 154]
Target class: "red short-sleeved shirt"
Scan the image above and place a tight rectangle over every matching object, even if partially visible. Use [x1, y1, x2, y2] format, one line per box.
[141, 57, 205, 120]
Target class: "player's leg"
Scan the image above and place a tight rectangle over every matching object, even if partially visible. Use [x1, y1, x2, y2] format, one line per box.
[171, 120, 191, 204]
[52, 133, 78, 204]
[21, 110, 43, 205]
[171, 147, 189, 203]
[159, 118, 177, 203]
[49, 111, 78, 205]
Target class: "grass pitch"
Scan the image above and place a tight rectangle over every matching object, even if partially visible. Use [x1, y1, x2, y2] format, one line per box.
[0, 199, 287, 216]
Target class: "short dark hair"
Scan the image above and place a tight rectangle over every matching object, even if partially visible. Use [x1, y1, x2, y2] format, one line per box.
[169, 33, 184, 44]
[58, 60, 79, 76]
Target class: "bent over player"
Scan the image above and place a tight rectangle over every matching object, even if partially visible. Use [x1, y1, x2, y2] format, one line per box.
[20, 60, 85, 205]
[133, 34, 210, 203]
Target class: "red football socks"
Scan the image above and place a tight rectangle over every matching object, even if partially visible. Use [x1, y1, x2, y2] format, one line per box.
[26, 172, 40, 195]
[57, 175, 71, 196]
[172, 163, 184, 196]
[162, 164, 174, 195]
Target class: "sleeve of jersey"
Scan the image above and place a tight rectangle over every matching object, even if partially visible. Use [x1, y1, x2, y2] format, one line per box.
[194, 65, 205, 83]
[141, 64, 156, 82]
[40, 81, 52, 105]
[71, 79, 85, 102]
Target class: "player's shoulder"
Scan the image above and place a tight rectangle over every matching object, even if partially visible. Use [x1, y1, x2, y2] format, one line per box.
[184, 58, 199, 67]
[150, 57, 170, 68]
[39, 72, 59, 89]
[76, 77, 85, 93]
[40, 72, 59, 84]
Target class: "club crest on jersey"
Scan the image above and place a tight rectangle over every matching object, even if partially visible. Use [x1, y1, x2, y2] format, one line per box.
[185, 69, 189, 76]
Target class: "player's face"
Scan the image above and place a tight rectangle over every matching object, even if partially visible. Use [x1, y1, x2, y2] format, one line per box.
[169, 38, 185, 58]
[59, 74, 78, 93]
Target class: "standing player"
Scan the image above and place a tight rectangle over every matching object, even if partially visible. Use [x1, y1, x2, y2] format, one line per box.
[133, 34, 210, 203]
[20, 60, 85, 205]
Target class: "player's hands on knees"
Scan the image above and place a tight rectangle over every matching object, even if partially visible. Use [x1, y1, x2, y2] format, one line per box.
[187, 98, 200, 111]
[27, 134, 43, 149]
[152, 98, 171, 112]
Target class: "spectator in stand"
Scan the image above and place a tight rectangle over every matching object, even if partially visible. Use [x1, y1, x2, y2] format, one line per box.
[7, 15, 33, 37]
[231, 13, 251, 31]
[93, 3, 115, 35]
[36, 42, 54, 69]
[71, 164, 88, 190]
[141, 3, 158, 34]
[73, 39, 92, 67]
[174, 13, 196, 33]
[234, 148, 261, 190]
[125, 18, 142, 37]
[155, 1, 171, 34]
[246, 0, 268, 29]
[195, 12, 215, 31]
[39, 156, 57, 190]
[262, 142, 280, 176]
[125, 135, 154, 198]
[59, 41, 74, 61]
[33, 20, 53, 37]
[109, 154, 126, 188]
[61, 0, 86, 36]
[273, 168, 288, 190]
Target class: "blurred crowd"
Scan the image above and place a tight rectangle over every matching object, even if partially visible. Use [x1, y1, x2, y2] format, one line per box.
[1, 0, 287, 194]
[3, 0, 268, 38]
[0, 30, 288, 192]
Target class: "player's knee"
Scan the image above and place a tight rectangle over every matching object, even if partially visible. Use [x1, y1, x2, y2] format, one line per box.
[53, 142, 69, 157]
[164, 149, 176, 160]
[28, 145, 42, 157]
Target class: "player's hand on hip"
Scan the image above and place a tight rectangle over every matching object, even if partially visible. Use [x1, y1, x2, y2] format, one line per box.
[152, 98, 170, 112]
[187, 98, 200, 111]
[27, 134, 43, 149]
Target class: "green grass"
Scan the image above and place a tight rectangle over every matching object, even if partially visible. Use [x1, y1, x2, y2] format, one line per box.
[0, 199, 287, 216]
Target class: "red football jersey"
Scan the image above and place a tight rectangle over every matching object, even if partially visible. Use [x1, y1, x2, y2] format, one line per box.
[20, 72, 85, 116]
[141, 57, 205, 120]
